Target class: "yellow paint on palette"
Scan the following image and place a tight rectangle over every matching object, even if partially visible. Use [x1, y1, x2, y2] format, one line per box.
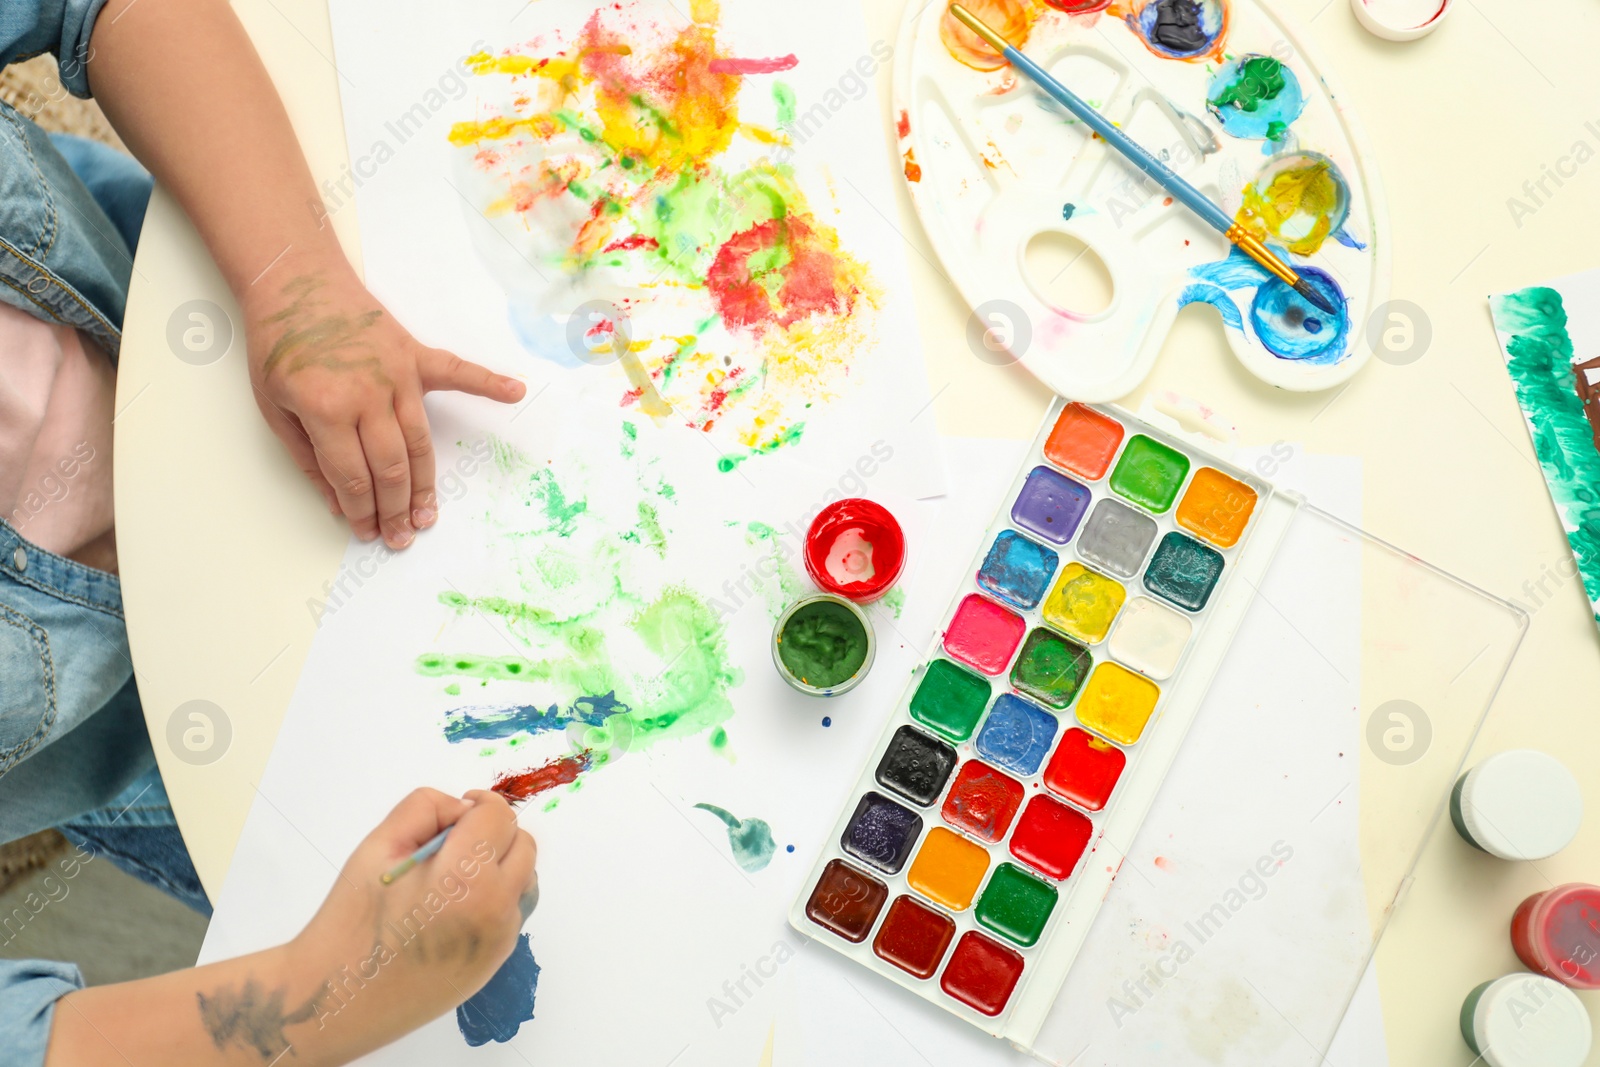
[907, 827, 990, 911]
[1041, 563, 1126, 644]
[1076, 662, 1161, 745]
[1176, 467, 1258, 549]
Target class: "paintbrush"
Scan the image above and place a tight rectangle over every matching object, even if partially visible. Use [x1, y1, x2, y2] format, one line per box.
[946, 3, 1340, 316]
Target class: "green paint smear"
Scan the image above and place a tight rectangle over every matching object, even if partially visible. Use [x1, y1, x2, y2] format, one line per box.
[880, 587, 906, 619]
[637, 502, 667, 559]
[772, 82, 797, 128]
[1211, 55, 1285, 113]
[418, 436, 742, 762]
[635, 166, 797, 283]
[717, 423, 806, 473]
[777, 600, 868, 688]
[693, 804, 775, 872]
[745, 521, 808, 618]
[530, 468, 588, 536]
[1492, 287, 1600, 615]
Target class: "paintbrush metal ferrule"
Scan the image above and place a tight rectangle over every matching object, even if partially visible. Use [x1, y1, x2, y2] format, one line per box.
[948, 4, 1009, 54]
[1227, 226, 1339, 316]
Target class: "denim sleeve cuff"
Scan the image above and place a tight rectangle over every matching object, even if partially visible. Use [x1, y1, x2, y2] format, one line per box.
[56, 0, 113, 98]
[0, 958, 86, 1066]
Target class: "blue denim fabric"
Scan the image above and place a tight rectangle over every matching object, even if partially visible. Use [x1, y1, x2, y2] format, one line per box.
[47, 133, 151, 255]
[0, 959, 83, 1066]
[60, 769, 213, 916]
[0, 0, 131, 359]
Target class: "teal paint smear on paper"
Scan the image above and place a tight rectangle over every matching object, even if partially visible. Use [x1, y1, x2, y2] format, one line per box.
[693, 803, 776, 872]
[1491, 286, 1600, 620]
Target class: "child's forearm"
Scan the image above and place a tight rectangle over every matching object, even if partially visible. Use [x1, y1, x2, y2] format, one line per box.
[46, 941, 360, 1067]
[87, 0, 346, 293]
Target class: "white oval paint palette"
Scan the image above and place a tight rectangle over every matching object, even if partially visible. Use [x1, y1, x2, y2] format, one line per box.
[894, 0, 1391, 398]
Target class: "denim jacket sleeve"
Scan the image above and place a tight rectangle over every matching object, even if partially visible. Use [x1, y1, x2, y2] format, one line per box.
[0, 958, 85, 1067]
[0, 0, 132, 358]
[1, 0, 114, 98]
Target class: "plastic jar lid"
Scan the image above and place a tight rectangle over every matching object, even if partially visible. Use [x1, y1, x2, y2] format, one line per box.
[1461, 973, 1592, 1067]
[1451, 750, 1583, 861]
[1512, 884, 1600, 990]
[1350, 0, 1453, 42]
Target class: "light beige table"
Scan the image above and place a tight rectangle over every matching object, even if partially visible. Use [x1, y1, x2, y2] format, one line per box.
[114, 0, 1600, 1060]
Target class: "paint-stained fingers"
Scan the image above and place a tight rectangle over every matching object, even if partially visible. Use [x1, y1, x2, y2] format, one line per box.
[417, 347, 525, 404]
[450, 789, 521, 870]
[262, 403, 340, 514]
[396, 391, 438, 531]
[360, 413, 414, 549]
[311, 423, 380, 541]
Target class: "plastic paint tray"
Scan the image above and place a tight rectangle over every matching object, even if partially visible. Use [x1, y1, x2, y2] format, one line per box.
[893, 0, 1392, 398]
[789, 399, 1525, 1064]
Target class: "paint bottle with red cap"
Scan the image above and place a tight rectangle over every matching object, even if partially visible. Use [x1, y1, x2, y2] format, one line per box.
[1511, 883, 1600, 990]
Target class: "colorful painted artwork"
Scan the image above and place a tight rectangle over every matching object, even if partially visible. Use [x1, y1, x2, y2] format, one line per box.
[1491, 275, 1600, 625]
[448, 0, 884, 470]
[418, 425, 741, 804]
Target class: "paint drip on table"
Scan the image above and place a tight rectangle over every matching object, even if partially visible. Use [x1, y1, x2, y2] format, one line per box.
[450, 0, 882, 471]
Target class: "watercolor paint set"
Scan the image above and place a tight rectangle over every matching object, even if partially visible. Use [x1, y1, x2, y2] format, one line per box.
[791, 399, 1280, 1031]
[790, 398, 1530, 1058]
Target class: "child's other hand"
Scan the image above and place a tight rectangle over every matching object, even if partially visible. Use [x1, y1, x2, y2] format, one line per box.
[287, 787, 537, 1044]
[244, 257, 526, 548]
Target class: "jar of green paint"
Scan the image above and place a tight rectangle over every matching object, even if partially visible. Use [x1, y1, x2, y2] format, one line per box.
[773, 594, 875, 697]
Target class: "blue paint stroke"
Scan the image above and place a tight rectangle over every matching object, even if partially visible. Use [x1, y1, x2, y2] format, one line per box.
[443, 692, 629, 743]
[1177, 283, 1245, 332]
[693, 804, 777, 872]
[976, 529, 1059, 611]
[1181, 247, 1351, 365]
[1206, 56, 1305, 142]
[457, 933, 540, 1047]
[1334, 227, 1367, 251]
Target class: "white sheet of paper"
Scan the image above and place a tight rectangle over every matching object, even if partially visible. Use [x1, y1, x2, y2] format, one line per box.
[318, 0, 945, 499]
[200, 419, 1385, 1065]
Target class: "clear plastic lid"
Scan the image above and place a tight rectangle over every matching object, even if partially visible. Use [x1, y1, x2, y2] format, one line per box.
[1022, 501, 1528, 1064]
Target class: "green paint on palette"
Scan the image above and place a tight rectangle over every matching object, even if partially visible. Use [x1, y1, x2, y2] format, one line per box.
[1109, 435, 1191, 514]
[1009, 628, 1093, 709]
[1492, 287, 1600, 615]
[975, 862, 1058, 948]
[694, 803, 776, 872]
[718, 423, 806, 472]
[909, 658, 992, 742]
[1211, 56, 1285, 113]
[777, 599, 869, 688]
[772, 82, 797, 128]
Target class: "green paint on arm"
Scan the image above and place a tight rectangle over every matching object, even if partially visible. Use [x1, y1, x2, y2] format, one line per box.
[693, 803, 776, 872]
[1492, 287, 1600, 613]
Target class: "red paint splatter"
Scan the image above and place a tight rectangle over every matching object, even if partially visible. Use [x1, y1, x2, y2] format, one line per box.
[1163, 196, 1174, 206]
[896, 110, 911, 139]
[1154, 855, 1174, 871]
[492, 751, 593, 801]
[708, 54, 799, 74]
[705, 216, 856, 336]
[603, 233, 660, 253]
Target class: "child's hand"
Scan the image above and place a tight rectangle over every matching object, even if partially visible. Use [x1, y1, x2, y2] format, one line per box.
[286, 787, 538, 1045]
[244, 256, 526, 548]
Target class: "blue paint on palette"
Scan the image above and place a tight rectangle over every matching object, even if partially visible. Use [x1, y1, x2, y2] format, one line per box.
[975, 694, 1059, 778]
[976, 530, 1059, 610]
[1011, 467, 1093, 545]
[1182, 247, 1350, 365]
[1206, 55, 1305, 142]
[443, 692, 628, 743]
[457, 933, 540, 1046]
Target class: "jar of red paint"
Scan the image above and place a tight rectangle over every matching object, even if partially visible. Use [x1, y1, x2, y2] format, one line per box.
[804, 498, 906, 603]
[1511, 883, 1600, 990]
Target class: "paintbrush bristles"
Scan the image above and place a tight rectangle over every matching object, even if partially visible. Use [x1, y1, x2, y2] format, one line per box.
[1292, 277, 1339, 316]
